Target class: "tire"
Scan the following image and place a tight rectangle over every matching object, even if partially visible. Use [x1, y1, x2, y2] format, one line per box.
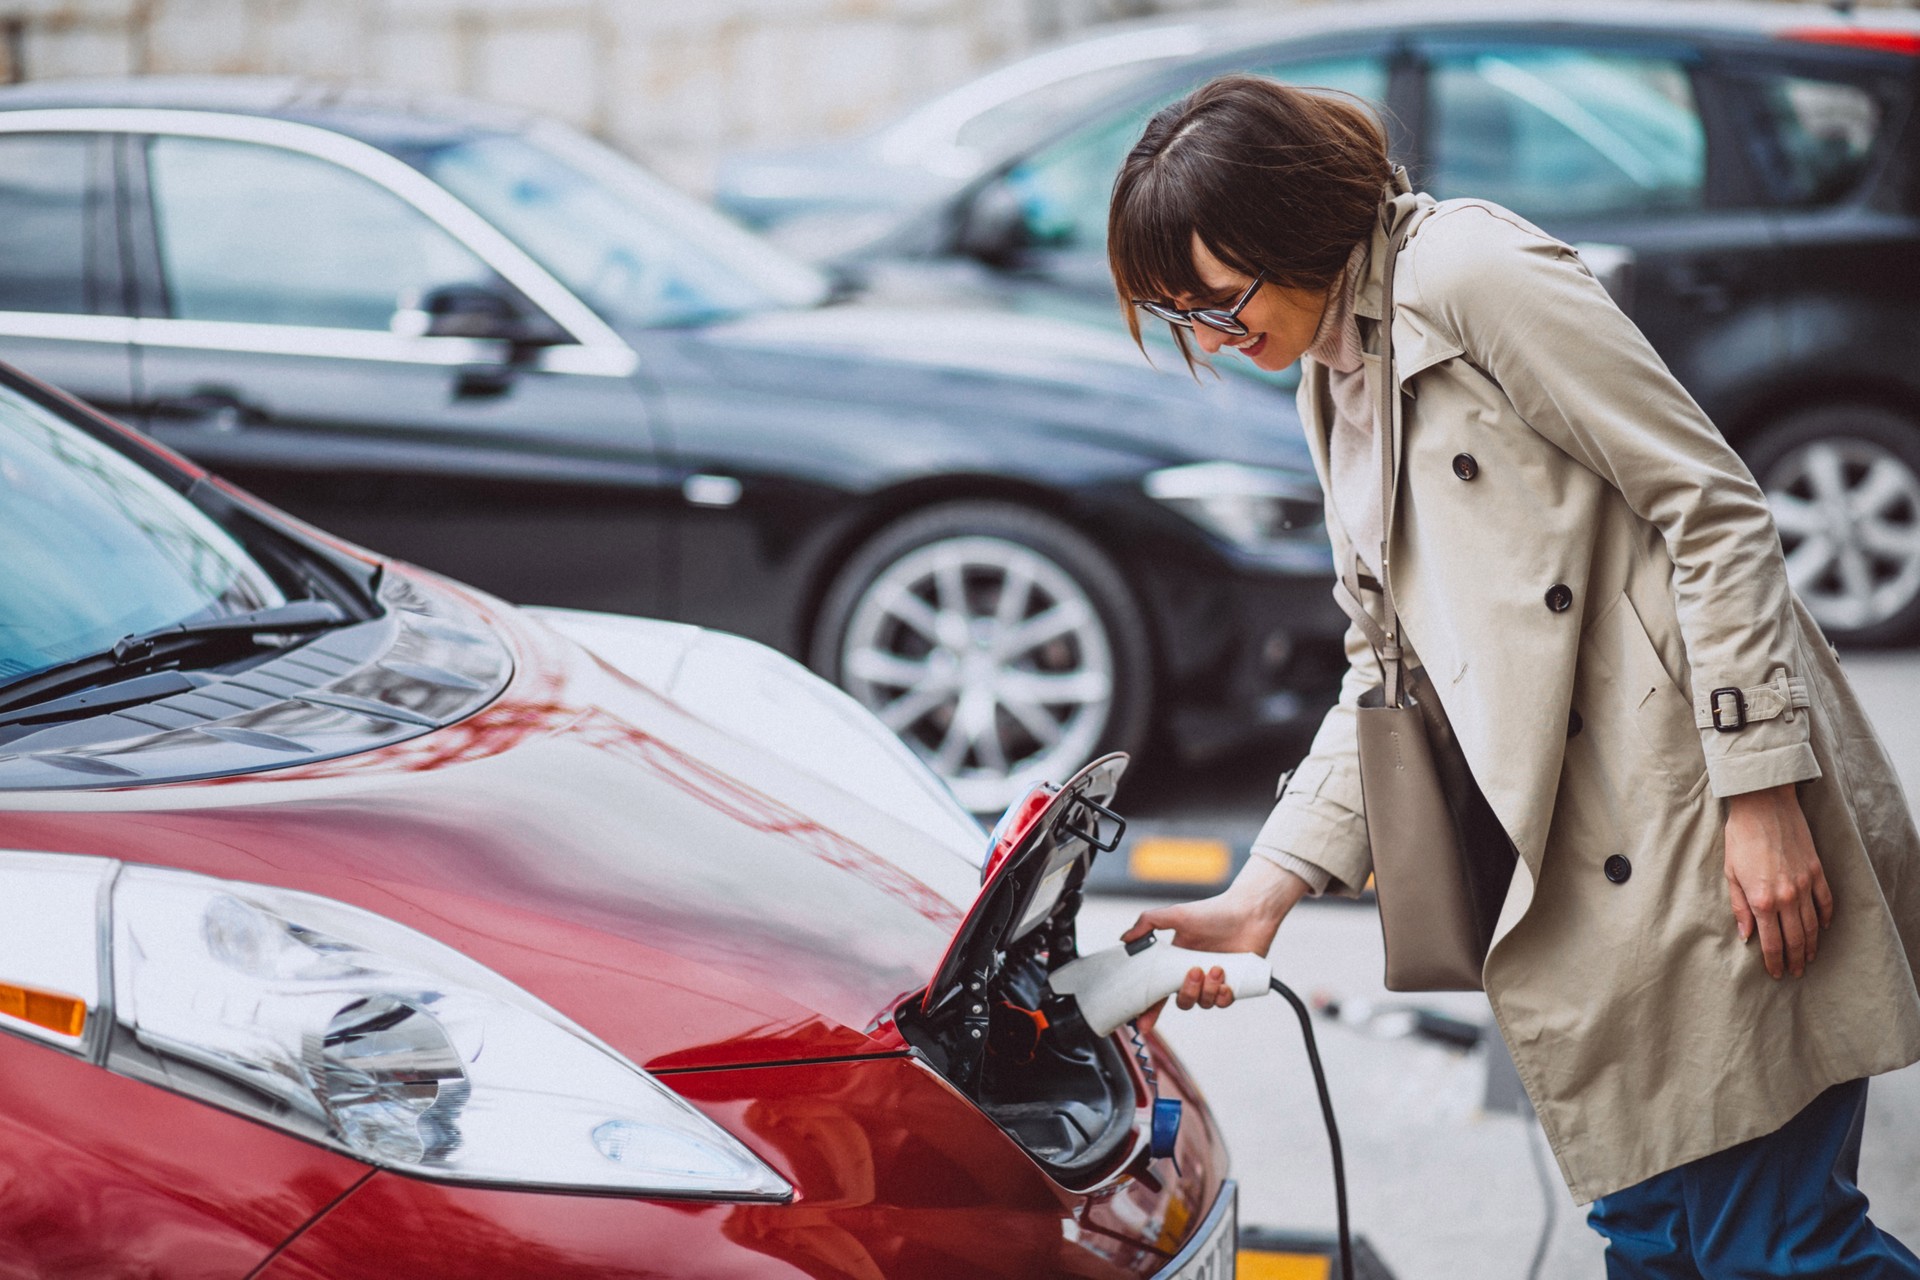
[810, 501, 1153, 815]
[1746, 404, 1920, 646]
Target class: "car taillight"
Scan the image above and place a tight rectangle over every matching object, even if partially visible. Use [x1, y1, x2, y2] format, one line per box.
[982, 782, 1057, 885]
[1781, 27, 1920, 56]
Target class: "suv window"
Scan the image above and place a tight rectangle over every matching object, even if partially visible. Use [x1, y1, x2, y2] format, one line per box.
[1754, 71, 1884, 205]
[1006, 55, 1389, 253]
[0, 134, 107, 315]
[1425, 46, 1705, 220]
[146, 136, 494, 331]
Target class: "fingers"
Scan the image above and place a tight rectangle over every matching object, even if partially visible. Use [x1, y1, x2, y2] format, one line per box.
[1753, 900, 1786, 980]
[1122, 909, 1174, 944]
[1777, 890, 1808, 978]
[1728, 874, 1755, 944]
[1135, 997, 1168, 1037]
[1798, 884, 1821, 969]
[1172, 967, 1234, 1013]
[1174, 967, 1203, 1010]
[1813, 864, 1836, 930]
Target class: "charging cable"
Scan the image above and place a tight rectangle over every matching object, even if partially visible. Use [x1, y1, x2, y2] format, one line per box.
[1049, 938, 1353, 1280]
[1271, 974, 1352, 1280]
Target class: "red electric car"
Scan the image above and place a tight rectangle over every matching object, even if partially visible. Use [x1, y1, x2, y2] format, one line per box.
[0, 362, 1234, 1278]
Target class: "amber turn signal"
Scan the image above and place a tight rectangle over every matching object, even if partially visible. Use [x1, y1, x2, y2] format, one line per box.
[0, 982, 86, 1037]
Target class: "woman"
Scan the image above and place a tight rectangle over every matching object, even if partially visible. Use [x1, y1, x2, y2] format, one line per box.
[1108, 75, 1920, 1274]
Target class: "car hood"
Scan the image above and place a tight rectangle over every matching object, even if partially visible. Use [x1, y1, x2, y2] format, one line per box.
[0, 578, 995, 1074]
[640, 303, 1314, 475]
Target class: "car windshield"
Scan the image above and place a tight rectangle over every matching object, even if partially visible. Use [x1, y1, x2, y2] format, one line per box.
[0, 384, 285, 684]
[417, 126, 832, 329]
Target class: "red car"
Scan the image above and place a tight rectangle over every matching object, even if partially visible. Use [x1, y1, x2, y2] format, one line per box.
[0, 362, 1234, 1278]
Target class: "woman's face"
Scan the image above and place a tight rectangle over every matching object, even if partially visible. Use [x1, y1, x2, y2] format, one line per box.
[1174, 232, 1331, 372]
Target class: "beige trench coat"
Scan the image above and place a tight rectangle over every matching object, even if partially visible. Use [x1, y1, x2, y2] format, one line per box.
[1252, 185, 1920, 1202]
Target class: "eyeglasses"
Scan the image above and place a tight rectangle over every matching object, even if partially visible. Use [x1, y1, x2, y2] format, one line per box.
[1132, 272, 1265, 337]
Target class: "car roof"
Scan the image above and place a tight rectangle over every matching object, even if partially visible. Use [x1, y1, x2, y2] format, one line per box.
[1139, 0, 1920, 55]
[0, 75, 537, 150]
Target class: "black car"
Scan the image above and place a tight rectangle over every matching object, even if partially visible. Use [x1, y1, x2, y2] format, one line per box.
[739, 2, 1920, 644]
[0, 78, 1344, 814]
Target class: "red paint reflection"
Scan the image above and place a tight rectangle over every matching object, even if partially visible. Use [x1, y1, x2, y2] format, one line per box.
[200, 619, 958, 925]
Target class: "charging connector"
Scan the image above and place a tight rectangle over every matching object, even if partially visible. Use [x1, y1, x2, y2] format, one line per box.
[1046, 936, 1354, 1280]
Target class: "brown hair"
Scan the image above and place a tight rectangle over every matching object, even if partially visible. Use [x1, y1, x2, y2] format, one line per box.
[1108, 74, 1392, 365]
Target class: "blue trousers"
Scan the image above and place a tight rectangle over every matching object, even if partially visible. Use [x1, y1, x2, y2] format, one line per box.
[1589, 1079, 1920, 1278]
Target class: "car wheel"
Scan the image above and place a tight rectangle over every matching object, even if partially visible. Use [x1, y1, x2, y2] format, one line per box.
[1748, 404, 1920, 645]
[811, 502, 1152, 815]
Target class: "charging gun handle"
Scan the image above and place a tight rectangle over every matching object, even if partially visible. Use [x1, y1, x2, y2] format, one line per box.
[1046, 937, 1270, 1037]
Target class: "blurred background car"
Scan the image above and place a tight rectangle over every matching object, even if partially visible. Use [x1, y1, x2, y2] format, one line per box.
[724, 2, 1920, 645]
[0, 79, 1346, 815]
[0, 361, 1234, 1277]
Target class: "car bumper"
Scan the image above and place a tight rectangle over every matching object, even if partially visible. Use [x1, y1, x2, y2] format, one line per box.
[1155, 1179, 1237, 1279]
[1148, 559, 1347, 763]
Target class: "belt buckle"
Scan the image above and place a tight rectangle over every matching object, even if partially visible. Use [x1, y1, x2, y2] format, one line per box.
[1710, 686, 1747, 732]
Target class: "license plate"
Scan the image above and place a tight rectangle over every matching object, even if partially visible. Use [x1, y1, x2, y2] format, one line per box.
[1159, 1180, 1237, 1279]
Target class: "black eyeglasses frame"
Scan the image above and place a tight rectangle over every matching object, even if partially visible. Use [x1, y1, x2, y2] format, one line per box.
[1132, 272, 1265, 337]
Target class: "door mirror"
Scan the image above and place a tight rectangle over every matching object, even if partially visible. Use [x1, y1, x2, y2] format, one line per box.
[954, 179, 1032, 267]
[394, 283, 569, 350]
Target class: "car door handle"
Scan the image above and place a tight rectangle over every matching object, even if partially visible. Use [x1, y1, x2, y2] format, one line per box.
[148, 391, 264, 433]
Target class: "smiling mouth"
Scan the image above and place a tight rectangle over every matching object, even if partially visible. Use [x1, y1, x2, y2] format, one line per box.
[1228, 333, 1267, 360]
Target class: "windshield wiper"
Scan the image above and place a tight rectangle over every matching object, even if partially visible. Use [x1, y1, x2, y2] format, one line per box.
[0, 599, 352, 718]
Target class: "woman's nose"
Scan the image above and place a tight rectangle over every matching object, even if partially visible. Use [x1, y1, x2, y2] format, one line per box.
[1192, 326, 1226, 354]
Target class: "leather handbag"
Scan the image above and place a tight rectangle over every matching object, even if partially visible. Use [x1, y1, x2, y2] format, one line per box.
[1333, 214, 1519, 993]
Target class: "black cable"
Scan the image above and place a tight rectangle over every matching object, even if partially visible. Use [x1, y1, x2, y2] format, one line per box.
[1272, 976, 1352, 1280]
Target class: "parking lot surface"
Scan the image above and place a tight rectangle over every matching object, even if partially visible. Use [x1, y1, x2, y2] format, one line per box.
[1089, 650, 1920, 1280]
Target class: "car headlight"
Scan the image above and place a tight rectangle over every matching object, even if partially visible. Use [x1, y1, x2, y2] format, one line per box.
[1144, 461, 1325, 554]
[104, 866, 790, 1200]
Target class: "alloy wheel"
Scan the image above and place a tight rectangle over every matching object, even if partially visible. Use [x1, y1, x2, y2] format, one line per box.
[1765, 438, 1920, 636]
[839, 535, 1115, 814]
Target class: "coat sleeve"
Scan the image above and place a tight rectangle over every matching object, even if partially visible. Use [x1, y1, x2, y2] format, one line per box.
[1248, 375, 1378, 896]
[1249, 609, 1377, 895]
[1406, 202, 1819, 797]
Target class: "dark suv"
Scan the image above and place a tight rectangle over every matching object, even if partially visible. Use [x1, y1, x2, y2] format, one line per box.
[734, 3, 1920, 643]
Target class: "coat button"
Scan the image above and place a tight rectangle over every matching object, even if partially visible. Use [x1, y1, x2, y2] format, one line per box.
[1604, 855, 1632, 885]
[1452, 453, 1479, 481]
[1545, 584, 1573, 612]
[1568, 709, 1583, 738]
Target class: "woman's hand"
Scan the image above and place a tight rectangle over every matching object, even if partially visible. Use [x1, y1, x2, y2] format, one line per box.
[1724, 782, 1833, 979]
[1120, 856, 1312, 1033]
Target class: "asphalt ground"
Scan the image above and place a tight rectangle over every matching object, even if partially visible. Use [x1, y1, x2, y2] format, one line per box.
[1086, 651, 1920, 1279]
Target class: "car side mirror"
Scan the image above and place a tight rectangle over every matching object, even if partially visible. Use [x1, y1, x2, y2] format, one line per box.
[955, 179, 1032, 267]
[393, 283, 569, 352]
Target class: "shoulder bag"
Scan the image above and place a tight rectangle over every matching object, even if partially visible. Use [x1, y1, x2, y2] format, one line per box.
[1332, 216, 1519, 992]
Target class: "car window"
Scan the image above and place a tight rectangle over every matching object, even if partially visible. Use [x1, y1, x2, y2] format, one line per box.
[146, 136, 495, 331]
[0, 382, 283, 683]
[1005, 56, 1389, 253]
[1425, 47, 1705, 220]
[0, 134, 104, 316]
[419, 127, 830, 329]
[1753, 72, 1883, 205]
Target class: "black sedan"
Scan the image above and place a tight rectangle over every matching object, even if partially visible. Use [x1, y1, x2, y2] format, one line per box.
[727, 2, 1920, 644]
[0, 78, 1342, 814]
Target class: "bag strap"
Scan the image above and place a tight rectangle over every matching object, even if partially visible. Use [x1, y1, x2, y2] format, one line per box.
[1334, 208, 1418, 707]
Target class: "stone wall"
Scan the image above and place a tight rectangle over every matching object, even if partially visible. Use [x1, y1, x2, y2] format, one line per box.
[0, 0, 1262, 189]
[0, 0, 1910, 191]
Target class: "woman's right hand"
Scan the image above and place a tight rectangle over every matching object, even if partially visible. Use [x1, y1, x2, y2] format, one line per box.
[1120, 856, 1312, 1034]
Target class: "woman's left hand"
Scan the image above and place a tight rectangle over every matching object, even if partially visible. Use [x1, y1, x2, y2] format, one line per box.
[1724, 783, 1834, 979]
